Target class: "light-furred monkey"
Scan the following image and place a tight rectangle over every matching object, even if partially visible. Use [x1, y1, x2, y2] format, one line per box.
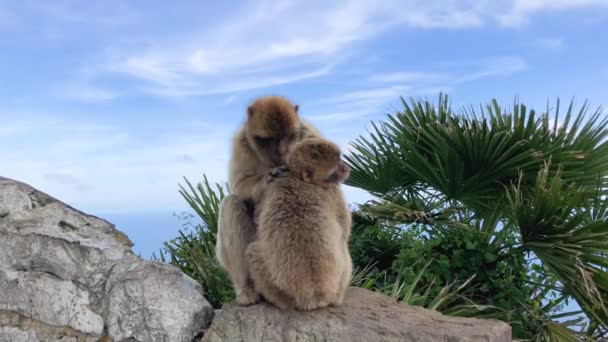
[216, 95, 321, 305]
[247, 138, 352, 310]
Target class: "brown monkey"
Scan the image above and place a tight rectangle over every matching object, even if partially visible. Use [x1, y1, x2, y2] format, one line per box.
[247, 138, 352, 311]
[216, 96, 321, 305]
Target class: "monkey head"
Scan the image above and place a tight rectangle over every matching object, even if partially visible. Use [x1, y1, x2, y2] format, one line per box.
[245, 96, 300, 166]
[287, 138, 350, 185]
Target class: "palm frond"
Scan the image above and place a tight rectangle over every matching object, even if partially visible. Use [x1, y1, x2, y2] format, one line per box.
[346, 94, 608, 214]
[506, 165, 608, 327]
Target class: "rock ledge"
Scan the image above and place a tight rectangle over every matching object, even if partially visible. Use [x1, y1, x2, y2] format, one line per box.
[203, 287, 511, 342]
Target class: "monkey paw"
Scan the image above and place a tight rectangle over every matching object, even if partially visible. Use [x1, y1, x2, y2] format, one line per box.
[266, 165, 289, 184]
[236, 287, 260, 306]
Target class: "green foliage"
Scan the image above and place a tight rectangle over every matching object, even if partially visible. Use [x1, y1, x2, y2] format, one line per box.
[153, 176, 234, 308]
[346, 94, 608, 340]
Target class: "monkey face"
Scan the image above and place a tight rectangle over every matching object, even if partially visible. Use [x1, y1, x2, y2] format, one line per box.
[289, 138, 350, 185]
[325, 159, 350, 184]
[246, 96, 300, 166]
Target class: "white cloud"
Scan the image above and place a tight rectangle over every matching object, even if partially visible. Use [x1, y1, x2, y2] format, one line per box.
[34, 0, 604, 98]
[6, 1, 608, 100]
[311, 56, 525, 122]
[101, 0, 494, 97]
[0, 114, 233, 213]
[325, 85, 411, 105]
[500, 0, 608, 27]
[44, 172, 90, 192]
[370, 71, 445, 83]
[309, 111, 373, 122]
[0, 111, 376, 213]
[455, 56, 527, 82]
[308, 85, 410, 122]
[141, 65, 332, 97]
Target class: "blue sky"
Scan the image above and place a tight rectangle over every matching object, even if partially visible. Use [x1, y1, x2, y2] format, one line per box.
[1, 0, 608, 256]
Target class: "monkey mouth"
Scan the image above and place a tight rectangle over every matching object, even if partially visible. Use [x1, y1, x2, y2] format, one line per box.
[337, 162, 349, 175]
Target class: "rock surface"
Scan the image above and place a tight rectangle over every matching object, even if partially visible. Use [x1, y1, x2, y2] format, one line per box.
[203, 287, 511, 342]
[0, 177, 214, 342]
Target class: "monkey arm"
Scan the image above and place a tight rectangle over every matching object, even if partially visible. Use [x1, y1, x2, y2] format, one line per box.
[232, 172, 267, 202]
[343, 212, 352, 239]
[336, 212, 352, 242]
[332, 190, 352, 239]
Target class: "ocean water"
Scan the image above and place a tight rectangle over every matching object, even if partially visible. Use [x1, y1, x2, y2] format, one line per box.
[99, 210, 184, 259]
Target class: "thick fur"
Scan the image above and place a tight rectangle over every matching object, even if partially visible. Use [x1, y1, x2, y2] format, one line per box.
[216, 195, 259, 305]
[215, 96, 321, 305]
[247, 139, 352, 310]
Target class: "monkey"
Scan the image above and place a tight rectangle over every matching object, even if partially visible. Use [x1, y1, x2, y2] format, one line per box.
[246, 138, 352, 311]
[215, 96, 321, 306]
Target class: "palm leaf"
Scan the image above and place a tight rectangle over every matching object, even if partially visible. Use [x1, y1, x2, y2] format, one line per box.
[506, 165, 608, 328]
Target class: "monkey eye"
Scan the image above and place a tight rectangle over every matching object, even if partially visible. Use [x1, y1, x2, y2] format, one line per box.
[310, 150, 320, 160]
[255, 136, 274, 145]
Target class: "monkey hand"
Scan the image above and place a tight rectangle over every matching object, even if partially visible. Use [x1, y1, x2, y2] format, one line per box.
[266, 165, 289, 184]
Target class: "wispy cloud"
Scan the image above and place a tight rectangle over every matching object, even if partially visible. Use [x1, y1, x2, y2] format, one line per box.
[44, 172, 91, 192]
[379, 56, 527, 84]
[19, 0, 602, 100]
[308, 85, 410, 122]
[500, 0, 608, 27]
[369, 71, 445, 83]
[0, 114, 233, 213]
[4, 1, 607, 102]
[98, 1, 494, 97]
[139, 65, 333, 97]
[455, 56, 527, 82]
[310, 56, 526, 122]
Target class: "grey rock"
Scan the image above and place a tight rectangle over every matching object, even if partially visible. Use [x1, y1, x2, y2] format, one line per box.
[104, 257, 214, 342]
[0, 327, 39, 342]
[0, 177, 214, 342]
[202, 287, 511, 342]
[0, 269, 104, 335]
[0, 311, 97, 342]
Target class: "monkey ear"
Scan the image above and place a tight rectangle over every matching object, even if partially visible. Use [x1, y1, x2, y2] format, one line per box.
[302, 167, 314, 182]
[294, 104, 299, 114]
[247, 105, 254, 118]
